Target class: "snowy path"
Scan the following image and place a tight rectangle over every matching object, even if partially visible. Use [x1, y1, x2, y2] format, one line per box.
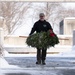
[1, 69, 75, 75]
[1, 56, 75, 75]
[4, 57, 75, 69]
[1, 54, 75, 75]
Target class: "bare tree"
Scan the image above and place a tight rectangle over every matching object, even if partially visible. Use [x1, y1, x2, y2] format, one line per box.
[46, 3, 63, 28]
[0, 2, 31, 34]
[57, 8, 75, 21]
[32, 2, 63, 28]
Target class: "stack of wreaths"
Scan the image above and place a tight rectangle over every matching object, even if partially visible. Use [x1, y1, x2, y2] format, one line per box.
[26, 30, 59, 49]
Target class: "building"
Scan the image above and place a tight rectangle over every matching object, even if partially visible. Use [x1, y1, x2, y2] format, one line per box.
[60, 20, 64, 35]
[60, 17, 75, 35]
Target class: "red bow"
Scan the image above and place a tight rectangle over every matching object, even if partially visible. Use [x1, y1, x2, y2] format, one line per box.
[49, 30, 55, 37]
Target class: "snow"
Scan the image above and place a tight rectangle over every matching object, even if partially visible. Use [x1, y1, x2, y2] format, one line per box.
[3, 45, 75, 57]
[3, 44, 75, 58]
[58, 45, 75, 57]
[72, 45, 75, 50]
[0, 51, 20, 68]
[0, 45, 75, 69]
[4, 45, 27, 47]
[0, 57, 20, 68]
[57, 35, 72, 38]
[64, 17, 75, 20]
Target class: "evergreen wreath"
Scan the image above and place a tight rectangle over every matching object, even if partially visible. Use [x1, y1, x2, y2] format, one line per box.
[26, 30, 59, 49]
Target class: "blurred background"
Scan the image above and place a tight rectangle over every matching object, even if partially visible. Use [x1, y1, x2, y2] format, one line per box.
[0, 2, 75, 36]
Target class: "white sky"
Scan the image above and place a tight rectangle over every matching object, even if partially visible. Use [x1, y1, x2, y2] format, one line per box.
[64, 3, 75, 8]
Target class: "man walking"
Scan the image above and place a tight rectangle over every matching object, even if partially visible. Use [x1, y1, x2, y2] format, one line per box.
[29, 13, 53, 65]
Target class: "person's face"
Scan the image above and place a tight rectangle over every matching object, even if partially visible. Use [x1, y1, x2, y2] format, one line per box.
[39, 15, 45, 21]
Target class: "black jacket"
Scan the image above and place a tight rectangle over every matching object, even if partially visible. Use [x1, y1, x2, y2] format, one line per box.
[29, 20, 53, 35]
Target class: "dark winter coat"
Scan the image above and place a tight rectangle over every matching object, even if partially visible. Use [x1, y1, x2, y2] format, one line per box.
[29, 20, 53, 35]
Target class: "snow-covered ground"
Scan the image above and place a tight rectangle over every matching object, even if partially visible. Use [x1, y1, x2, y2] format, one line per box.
[0, 57, 20, 68]
[1, 45, 75, 59]
[1, 45, 75, 69]
[2, 69, 75, 75]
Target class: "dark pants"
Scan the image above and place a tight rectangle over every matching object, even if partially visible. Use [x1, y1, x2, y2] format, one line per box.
[37, 48, 47, 62]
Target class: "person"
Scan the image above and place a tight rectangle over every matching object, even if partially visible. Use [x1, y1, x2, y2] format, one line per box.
[29, 13, 53, 65]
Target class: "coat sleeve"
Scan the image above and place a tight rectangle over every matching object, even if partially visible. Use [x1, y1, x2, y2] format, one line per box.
[29, 23, 36, 35]
[48, 22, 53, 30]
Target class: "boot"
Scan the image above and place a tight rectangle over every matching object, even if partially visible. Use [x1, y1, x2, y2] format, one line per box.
[42, 60, 46, 65]
[36, 60, 41, 64]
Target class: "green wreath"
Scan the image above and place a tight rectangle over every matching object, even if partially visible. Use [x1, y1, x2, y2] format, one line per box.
[26, 30, 59, 49]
